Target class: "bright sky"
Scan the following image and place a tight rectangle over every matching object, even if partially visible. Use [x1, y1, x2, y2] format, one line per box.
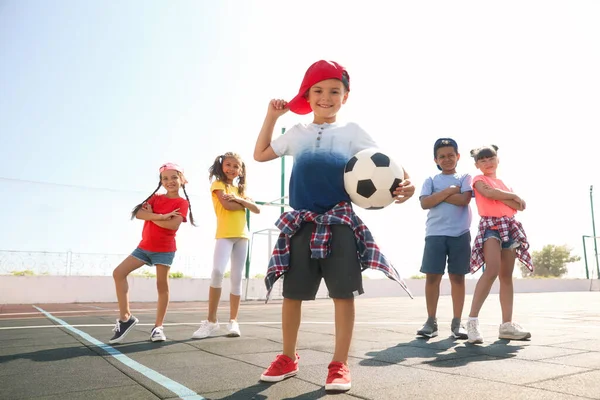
[1, 1, 599, 280]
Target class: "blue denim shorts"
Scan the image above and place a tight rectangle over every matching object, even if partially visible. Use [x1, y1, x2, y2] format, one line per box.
[483, 229, 518, 249]
[420, 232, 471, 275]
[131, 247, 175, 267]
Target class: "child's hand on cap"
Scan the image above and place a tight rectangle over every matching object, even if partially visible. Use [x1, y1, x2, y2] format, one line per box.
[267, 99, 289, 119]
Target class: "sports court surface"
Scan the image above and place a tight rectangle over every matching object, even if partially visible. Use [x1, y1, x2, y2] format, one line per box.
[1, 292, 599, 399]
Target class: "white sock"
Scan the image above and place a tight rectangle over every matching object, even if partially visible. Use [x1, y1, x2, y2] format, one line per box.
[468, 317, 478, 321]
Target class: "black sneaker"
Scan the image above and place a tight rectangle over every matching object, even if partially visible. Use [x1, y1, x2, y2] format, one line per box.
[417, 317, 438, 338]
[109, 316, 139, 344]
[451, 318, 468, 340]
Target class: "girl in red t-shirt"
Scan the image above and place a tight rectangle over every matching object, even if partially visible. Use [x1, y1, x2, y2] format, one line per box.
[109, 163, 195, 345]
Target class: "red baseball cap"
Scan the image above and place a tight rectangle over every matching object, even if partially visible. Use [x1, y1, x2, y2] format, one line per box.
[287, 60, 350, 115]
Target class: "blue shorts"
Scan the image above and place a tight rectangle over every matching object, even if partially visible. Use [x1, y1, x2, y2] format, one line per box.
[131, 247, 175, 267]
[483, 229, 518, 249]
[420, 232, 471, 275]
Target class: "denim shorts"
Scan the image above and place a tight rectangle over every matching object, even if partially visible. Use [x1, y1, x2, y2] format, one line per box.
[131, 247, 175, 267]
[483, 229, 518, 249]
[420, 232, 471, 275]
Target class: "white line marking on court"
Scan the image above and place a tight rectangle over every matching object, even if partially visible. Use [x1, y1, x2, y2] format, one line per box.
[2, 320, 599, 331]
[1, 305, 267, 317]
[76, 304, 107, 310]
[33, 306, 205, 400]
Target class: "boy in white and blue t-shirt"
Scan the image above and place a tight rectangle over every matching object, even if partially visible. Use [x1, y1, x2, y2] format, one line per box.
[417, 138, 473, 339]
[253, 60, 415, 391]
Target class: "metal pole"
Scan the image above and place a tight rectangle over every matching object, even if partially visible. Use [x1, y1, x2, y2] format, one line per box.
[244, 209, 250, 280]
[590, 186, 599, 279]
[281, 127, 286, 215]
[582, 235, 589, 279]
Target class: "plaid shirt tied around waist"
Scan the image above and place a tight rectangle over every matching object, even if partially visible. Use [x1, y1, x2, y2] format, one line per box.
[264, 202, 413, 301]
[470, 216, 533, 273]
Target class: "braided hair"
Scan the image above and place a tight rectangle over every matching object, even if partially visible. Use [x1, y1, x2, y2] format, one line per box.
[181, 182, 196, 226]
[130, 181, 162, 220]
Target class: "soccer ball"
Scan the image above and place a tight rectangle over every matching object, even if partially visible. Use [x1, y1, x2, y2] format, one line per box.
[343, 149, 404, 210]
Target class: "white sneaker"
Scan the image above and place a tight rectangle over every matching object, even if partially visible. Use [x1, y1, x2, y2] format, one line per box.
[192, 320, 220, 339]
[150, 326, 166, 342]
[227, 320, 241, 337]
[467, 319, 484, 344]
[499, 322, 531, 340]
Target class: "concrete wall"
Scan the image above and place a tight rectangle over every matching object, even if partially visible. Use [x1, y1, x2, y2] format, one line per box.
[1, 276, 598, 304]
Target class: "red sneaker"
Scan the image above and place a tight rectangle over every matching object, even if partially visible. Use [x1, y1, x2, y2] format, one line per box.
[260, 354, 299, 382]
[325, 361, 351, 391]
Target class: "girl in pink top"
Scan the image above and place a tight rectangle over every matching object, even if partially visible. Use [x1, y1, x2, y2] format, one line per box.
[466, 145, 533, 344]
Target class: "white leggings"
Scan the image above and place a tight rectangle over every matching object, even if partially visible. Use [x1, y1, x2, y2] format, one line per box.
[211, 238, 249, 296]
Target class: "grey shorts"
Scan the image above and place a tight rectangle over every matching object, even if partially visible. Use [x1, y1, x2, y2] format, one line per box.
[420, 232, 471, 275]
[131, 247, 175, 267]
[283, 223, 364, 300]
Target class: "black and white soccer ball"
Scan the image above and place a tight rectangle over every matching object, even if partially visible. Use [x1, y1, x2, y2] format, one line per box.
[343, 148, 404, 210]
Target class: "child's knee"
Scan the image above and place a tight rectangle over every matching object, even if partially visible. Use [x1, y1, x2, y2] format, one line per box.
[210, 269, 224, 287]
[482, 268, 499, 280]
[498, 271, 513, 283]
[156, 284, 169, 295]
[332, 297, 355, 305]
[230, 285, 242, 296]
[426, 273, 443, 285]
[448, 273, 465, 284]
[113, 268, 124, 280]
[156, 279, 169, 293]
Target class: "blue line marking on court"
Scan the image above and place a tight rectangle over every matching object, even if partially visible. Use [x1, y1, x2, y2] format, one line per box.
[34, 306, 205, 400]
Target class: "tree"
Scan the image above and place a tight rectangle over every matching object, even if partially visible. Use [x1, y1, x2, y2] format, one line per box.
[521, 244, 581, 278]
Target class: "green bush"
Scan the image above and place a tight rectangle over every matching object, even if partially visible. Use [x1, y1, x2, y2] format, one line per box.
[11, 270, 36, 276]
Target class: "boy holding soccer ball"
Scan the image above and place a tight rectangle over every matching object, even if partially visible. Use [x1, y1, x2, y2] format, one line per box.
[253, 60, 415, 391]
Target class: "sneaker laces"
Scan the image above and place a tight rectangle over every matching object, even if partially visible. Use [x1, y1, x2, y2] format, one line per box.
[200, 320, 216, 328]
[510, 322, 524, 331]
[112, 320, 121, 333]
[152, 326, 163, 335]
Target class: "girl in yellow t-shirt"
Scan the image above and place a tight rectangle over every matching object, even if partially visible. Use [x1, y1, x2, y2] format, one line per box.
[192, 152, 260, 339]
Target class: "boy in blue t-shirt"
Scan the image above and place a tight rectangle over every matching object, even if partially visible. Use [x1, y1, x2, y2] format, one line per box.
[253, 60, 415, 391]
[417, 138, 473, 339]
